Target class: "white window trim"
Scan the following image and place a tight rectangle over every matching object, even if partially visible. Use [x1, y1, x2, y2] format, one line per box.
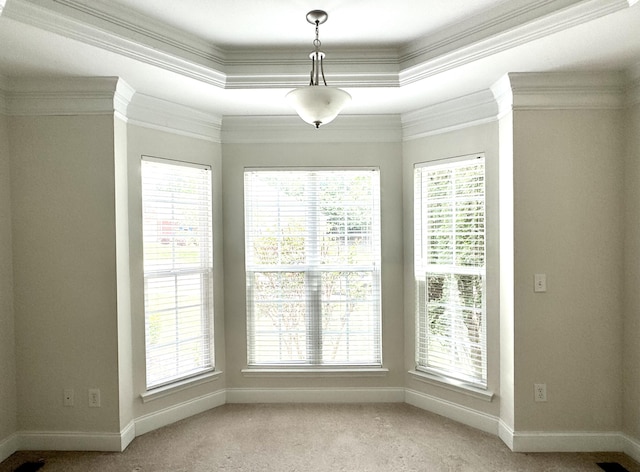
[244, 167, 383, 368]
[241, 367, 389, 378]
[408, 369, 494, 402]
[141, 370, 223, 403]
[414, 154, 488, 387]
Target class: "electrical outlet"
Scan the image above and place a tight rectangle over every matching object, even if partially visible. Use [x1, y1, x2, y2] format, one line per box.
[88, 388, 101, 408]
[534, 383, 547, 402]
[63, 388, 74, 407]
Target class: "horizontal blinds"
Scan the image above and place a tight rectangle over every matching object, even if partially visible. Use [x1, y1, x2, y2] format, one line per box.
[142, 157, 214, 389]
[414, 155, 487, 386]
[244, 169, 382, 366]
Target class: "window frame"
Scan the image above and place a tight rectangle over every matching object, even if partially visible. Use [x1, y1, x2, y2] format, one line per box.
[244, 167, 383, 369]
[141, 155, 215, 391]
[413, 154, 487, 389]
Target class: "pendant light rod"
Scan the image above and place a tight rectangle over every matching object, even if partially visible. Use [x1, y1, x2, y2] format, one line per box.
[286, 9, 351, 129]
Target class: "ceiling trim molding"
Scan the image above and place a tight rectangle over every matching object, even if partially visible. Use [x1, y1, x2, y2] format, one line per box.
[5, 76, 131, 116]
[221, 115, 402, 144]
[401, 90, 498, 141]
[491, 72, 626, 115]
[399, 0, 631, 86]
[2, 0, 227, 88]
[4, 0, 633, 92]
[52, 0, 226, 67]
[128, 94, 222, 143]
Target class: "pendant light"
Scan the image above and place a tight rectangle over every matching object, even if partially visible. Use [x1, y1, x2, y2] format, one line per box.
[286, 10, 351, 128]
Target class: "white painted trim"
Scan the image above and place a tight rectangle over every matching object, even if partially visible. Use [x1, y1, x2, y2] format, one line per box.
[399, 0, 632, 86]
[128, 93, 223, 143]
[491, 71, 627, 116]
[407, 370, 494, 402]
[5, 76, 126, 116]
[18, 429, 125, 452]
[401, 90, 497, 141]
[510, 429, 623, 453]
[0, 433, 19, 464]
[404, 388, 499, 436]
[498, 419, 515, 450]
[505, 71, 626, 110]
[134, 389, 226, 436]
[222, 115, 402, 143]
[623, 433, 640, 464]
[141, 370, 223, 403]
[226, 387, 405, 404]
[4, 0, 631, 90]
[120, 421, 135, 451]
[241, 368, 389, 378]
[2, 0, 226, 88]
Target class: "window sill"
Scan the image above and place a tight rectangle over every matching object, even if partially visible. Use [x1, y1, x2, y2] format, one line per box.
[241, 367, 389, 378]
[408, 370, 494, 402]
[141, 370, 223, 403]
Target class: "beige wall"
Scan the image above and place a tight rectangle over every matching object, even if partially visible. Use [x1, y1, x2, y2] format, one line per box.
[9, 115, 121, 432]
[221, 142, 404, 390]
[402, 122, 501, 418]
[624, 102, 640, 440]
[1, 75, 637, 455]
[127, 124, 226, 419]
[0, 112, 18, 442]
[512, 109, 624, 431]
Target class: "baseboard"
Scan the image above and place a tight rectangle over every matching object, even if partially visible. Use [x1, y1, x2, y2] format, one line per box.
[0, 433, 19, 463]
[120, 420, 136, 451]
[498, 419, 514, 450]
[226, 387, 405, 404]
[18, 429, 125, 452]
[134, 389, 226, 437]
[623, 433, 640, 463]
[508, 429, 623, 453]
[404, 388, 499, 435]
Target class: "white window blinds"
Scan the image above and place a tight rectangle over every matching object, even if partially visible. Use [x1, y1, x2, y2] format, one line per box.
[414, 155, 486, 387]
[244, 169, 382, 367]
[141, 157, 214, 389]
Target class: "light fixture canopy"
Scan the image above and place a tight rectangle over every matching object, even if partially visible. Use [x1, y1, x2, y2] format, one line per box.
[286, 10, 351, 128]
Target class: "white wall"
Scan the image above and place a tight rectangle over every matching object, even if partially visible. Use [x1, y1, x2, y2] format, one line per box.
[624, 99, 640, 442]
[222, 141, 405, 395]
[402, 122, 501, 419]
[9, 114, 121, 433]
[511, 108, 624, 432]
[0, 111, 18, 447]
[127, 124, 226, 420]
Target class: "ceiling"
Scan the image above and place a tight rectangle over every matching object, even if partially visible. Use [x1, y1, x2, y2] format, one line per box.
[0, 0, 639, 119]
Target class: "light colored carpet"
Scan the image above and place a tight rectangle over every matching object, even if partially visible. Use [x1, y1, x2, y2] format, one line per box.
[2, 403, 639, 471]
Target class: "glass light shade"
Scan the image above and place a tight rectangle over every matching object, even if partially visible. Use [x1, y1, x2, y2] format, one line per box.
[286, 86, 351, 128]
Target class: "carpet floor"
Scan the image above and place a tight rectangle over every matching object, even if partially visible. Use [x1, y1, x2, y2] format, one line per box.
[2, 403, 639, 471]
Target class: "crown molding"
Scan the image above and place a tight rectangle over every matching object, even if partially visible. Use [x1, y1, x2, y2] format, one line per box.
[5, 76, 133, 116]
[491, 71, 626, 115]
[402, 90, 498, 141]
[2, 0, 227, 88]
[3, 0, 634, 91]
[399, 0, 630, 85]
[222, 115, 401, 144]
[128, 93, 222, 143]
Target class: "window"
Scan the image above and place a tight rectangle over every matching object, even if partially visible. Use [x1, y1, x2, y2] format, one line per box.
[141, 157, 214, 389]
[244, 169, 382, 367]
[414, 155, 486, 387]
